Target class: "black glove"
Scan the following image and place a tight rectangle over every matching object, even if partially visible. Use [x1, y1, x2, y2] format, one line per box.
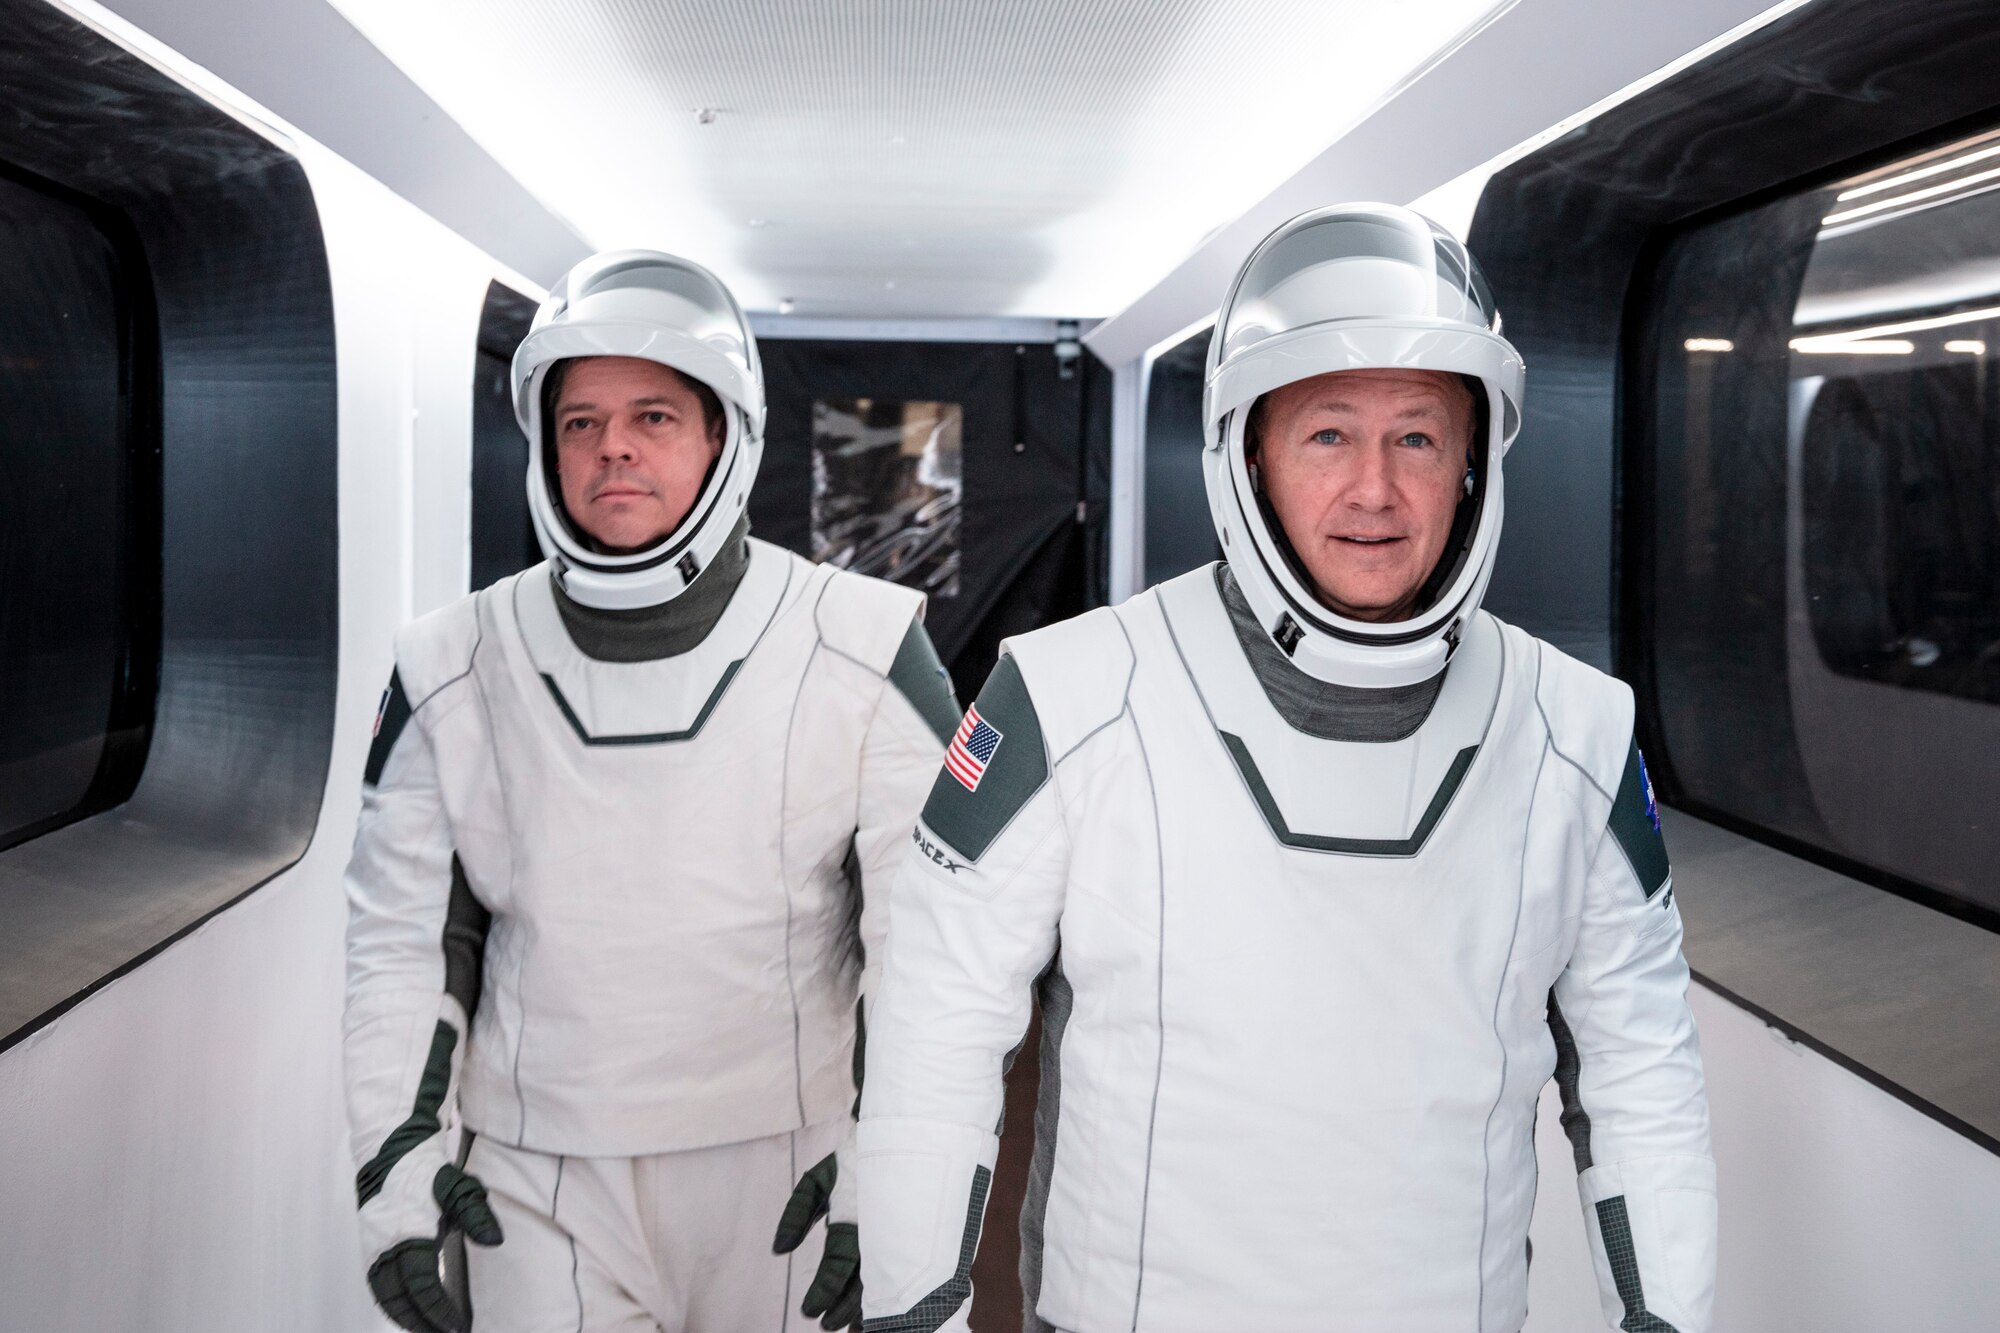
[367, 1162, 504, 1333]
[773, 1151, 862, 1330]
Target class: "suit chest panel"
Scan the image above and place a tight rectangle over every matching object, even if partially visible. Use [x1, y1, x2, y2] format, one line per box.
[429, 598, 860, 932]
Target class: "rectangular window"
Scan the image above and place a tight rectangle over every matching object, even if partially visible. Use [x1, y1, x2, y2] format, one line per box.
[1640, 125, 2000, 919]
[811, 397, 962, 598]
[0, 167, 150, 851]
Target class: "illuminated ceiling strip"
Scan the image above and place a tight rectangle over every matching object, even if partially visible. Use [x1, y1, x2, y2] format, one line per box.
[1787, 302, 2000, 351]
[1789, 339, 1914, 355]
[1944, 339, 1987, 354]
[1683, 337, 1734, 351]
[1822, 161, 2000, 227]
[1819, 176, 2000, 242]
[1835, 140, 2000, 203]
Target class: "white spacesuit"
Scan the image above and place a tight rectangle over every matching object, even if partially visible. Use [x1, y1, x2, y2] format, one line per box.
[343, 252, 956, 1333]
[857, 206, 1715, 1333]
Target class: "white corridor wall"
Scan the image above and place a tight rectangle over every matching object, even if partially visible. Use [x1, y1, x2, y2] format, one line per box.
[1525, 984, 2000, 1332]
[0, 88, 523, 1331]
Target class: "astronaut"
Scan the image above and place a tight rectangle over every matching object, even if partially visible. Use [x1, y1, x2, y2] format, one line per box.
[857, 205, 1716, 1333]
[343, 251, 957, 1333]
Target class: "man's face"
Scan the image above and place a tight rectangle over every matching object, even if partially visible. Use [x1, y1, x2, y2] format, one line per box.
[1251, 368, 1475, 623]
[553, 356, 723, 553]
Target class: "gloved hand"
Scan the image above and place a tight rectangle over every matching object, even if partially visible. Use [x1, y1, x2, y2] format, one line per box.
[367, 1162, 504, 1333]
[773, 1151, 862, 1331]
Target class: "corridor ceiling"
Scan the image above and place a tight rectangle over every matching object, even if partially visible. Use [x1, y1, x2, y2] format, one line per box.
[331, 0, 1506, 318]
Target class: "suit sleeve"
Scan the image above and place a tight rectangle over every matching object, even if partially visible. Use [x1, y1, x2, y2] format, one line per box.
[342, 667, 489, 1263]
[855, 615, 961, 1016]
[1550, 740, 1716, 1333]
[858, 654, 1071, 1333]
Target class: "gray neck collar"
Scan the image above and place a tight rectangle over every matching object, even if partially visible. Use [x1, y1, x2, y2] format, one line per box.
[1215, 563, 1445, 742]
[552, 515, 752, 662]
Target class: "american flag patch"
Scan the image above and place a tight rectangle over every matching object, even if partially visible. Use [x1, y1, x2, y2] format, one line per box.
[945, 705, 1004, 792]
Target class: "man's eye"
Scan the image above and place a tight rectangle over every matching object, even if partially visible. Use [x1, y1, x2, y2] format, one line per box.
[1400, 432, 1434, 448]
[563, 417, 593, 433]
[1312, 429, 1342, 445]
[642, 411, 669, 425]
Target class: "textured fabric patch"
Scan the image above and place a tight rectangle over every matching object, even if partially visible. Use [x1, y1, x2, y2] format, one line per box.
[887, 617, 961, 743]
[443, 858, 492, 1019]
[1547, 991, 1594, 1172]
[863, 1165, 993, 1333]
[918, 655, 1047, 862]
[364, 669, 412, 787]
[1610, 741, 1672, 898]
[356, 1019, 457, 1206]
[1595, 1195, 1680, 1332]
[1021, 961, 1072, 1333]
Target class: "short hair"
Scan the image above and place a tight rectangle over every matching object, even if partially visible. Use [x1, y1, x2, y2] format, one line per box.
[540, 357, 726, 445]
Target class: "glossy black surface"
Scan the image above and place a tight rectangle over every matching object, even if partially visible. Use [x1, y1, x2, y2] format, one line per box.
[0, 166, 143, 850]
[470, 281, 537, 591]
[1143, 328, 1221, 588]
[0, 0, 338, 1049]
[1472, 0, 2000, 670]
[1468, 0, 2000, 1147]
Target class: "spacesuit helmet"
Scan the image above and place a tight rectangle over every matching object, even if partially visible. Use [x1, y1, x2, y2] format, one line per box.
[512, 249, 765, 610]
[1203, 202, 1524, 689]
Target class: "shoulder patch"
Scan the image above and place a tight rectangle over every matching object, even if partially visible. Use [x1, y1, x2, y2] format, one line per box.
[920, 655, 1048, 863]
[1609, 741, 1671, 899]
[887, 618, 960, 744]
[363, 669, 412, 788]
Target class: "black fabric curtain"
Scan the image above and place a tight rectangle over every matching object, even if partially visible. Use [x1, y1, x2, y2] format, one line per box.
[751, 337, 1109, 696]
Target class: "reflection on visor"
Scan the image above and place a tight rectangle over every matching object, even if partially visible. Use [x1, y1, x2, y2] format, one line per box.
[1228, 212, 1503, 346]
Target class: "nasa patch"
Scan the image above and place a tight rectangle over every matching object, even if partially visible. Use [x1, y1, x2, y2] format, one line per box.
[1639, 749, 1660, 834]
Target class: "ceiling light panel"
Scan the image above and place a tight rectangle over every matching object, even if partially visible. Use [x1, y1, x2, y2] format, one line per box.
[331, 0, 1503, 317]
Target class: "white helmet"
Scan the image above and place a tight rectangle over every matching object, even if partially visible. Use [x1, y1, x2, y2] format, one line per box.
[512, 249, 765, 610]
[1203, 203, 1525, 688]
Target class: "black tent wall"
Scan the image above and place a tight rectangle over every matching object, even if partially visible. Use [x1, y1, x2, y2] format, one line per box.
[751, 337, 1111, 696]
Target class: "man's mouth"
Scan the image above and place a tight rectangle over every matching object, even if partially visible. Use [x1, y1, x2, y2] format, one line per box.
[1334, 535, 1402, 545]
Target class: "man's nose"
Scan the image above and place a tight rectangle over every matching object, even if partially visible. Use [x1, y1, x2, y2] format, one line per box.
[1345, 440, 1396, 508]
[597, 417, 641, 461]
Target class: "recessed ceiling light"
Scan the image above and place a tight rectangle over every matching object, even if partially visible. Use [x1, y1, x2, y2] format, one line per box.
[777, 297, 797, 314]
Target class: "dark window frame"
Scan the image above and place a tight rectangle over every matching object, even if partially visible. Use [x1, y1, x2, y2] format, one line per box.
[0, 157, 162, 854]
[0, 0, 340, 1052]
[1618, 105, 2000, 939]
[1470, 0, 2000, 1153]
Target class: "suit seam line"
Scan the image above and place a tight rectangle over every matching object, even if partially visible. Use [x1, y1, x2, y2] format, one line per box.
[1126, 682, 1164, 1333]
[1477, 732, 1548, 1328]
[1531, 643, 1616, 805]
[404, 588, 488, 717]
[780, 1131, 799, 1333]
[457, 593, 527, 1147]
[780, 640, 819, 1129]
